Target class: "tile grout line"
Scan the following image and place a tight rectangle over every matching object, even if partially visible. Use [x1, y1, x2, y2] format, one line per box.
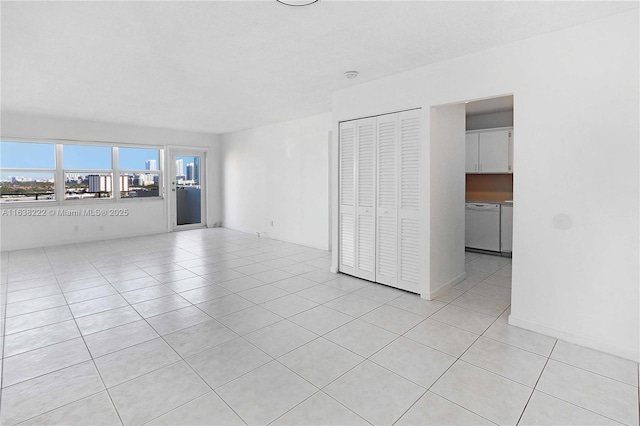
[515, 339, 557, 425]
[45, 247, 126, 426]
[119, 295, 250, 425]
[2, 249, 119, 425]
[272, 341, 371, 424]
[2, 256, 322, 358]
[11, 235, 630, 426]
[407, 271, 507, 405]
[529, 388, 628, 425]
[78, 240, 242, 424]
[205, 288, 405, 424]
[390, 299, 509, 425]
[302, 284, 494, 424]
[0, 252, 12, 417]
[3, 245, 174, 422]
[545, 357, 640, 388]
[276, 294, 421, 424]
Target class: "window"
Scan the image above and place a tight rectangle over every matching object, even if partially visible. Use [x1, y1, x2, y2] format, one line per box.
[63, 144, 113, 200]
[0, 140, 164, 204]
[118, 147, 161, 198]
[0, 141, 56, 202]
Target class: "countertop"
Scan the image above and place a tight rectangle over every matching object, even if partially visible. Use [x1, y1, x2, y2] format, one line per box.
[466, 200, 513, 206]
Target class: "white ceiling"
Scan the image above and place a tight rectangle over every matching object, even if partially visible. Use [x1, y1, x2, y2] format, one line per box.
[1, 1, 636, 134]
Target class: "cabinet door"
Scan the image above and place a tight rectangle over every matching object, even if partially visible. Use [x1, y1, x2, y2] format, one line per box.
[501, 205, 513, 252]
[355, 117, 376, 281]
[479, 129, 509, 173]
[376, 114, 398, 286]
[338, 120, 356, 276]
[465, 132, 479, 173]
[397, 110, 421, 293]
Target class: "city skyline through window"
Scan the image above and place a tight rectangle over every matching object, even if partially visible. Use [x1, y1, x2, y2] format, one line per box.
[0, 141, 164, 202]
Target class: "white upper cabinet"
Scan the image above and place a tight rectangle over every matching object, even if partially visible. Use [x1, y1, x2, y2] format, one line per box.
[479, 129, 510, 173]
[466, 128, 513, 174]
[465, 132, 479, 173]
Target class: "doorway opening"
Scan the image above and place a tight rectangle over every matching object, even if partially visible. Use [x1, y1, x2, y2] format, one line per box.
[427, 94, 514, 302]
[464, 95, 514, 258]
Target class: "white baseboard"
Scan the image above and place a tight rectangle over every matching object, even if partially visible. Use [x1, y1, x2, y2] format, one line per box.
[509, 315, 639, 363]
[421, 272, 467, 301]
[0, 228, 166, 252]
[222, 225, 330, 251]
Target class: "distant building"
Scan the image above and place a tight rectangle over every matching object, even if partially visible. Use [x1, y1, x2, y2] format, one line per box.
[120, 175, 129, 192]
[186, 163, 194, 181]
[194, 157, 200, 184]
[145, 160, 157, 171]
[66, 174, 83, 183]
[175, 159, 183, 178]
[135, 173, 155, 186]
[88, 175, 112, 193]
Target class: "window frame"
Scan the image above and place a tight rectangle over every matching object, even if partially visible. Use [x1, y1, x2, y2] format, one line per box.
[0, 140, 57, 204]
[0, 138, 164, 207]
[116, 145, 164, 201]
[62, 142, 115, 202]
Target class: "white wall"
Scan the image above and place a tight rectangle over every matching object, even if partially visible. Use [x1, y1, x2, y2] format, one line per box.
[429, 104, 467, 298]
[221, 113, 331, 250]
[331, 11, 639, 361]
[1, 112, 222, 251]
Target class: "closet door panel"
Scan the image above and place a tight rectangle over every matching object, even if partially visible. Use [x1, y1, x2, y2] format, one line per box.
[339, 110, 422, 294]
[338, 121, 356, 274]
[397, 110, 421, 293]
[400, 218, 420, 285]
[376, 115, 398, 286]
[357, 214, 375, 274]
[354, 118, 376, 280]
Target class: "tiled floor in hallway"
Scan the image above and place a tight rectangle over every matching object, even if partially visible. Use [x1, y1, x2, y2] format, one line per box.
[0, 228, 638, 425]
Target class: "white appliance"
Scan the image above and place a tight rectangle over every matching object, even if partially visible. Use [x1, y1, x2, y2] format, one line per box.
[465, 203, 501, 252]
[501, 204, 513, 254]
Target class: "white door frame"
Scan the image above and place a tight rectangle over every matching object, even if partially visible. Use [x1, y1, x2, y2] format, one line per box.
[167, 147, 208, 231]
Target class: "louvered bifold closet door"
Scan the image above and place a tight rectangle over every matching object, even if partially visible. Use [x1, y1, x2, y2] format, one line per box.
[354, 117, 376, 281]
[375, 114, 398, 286]
[338, 120, 356, 276]
[397, 109, 422, 293]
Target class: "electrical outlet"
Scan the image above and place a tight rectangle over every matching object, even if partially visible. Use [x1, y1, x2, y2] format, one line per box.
[73, 225, 78, 232]
[270, 220, 274, 227]
[99, 225, 104, 231]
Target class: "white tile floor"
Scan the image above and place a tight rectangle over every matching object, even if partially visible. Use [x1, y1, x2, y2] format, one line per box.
[0, 228, 638, 425]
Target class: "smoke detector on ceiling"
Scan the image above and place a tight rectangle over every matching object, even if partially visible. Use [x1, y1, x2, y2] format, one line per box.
[345, 71, 359, 79]
[276, 0, 319, 6]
